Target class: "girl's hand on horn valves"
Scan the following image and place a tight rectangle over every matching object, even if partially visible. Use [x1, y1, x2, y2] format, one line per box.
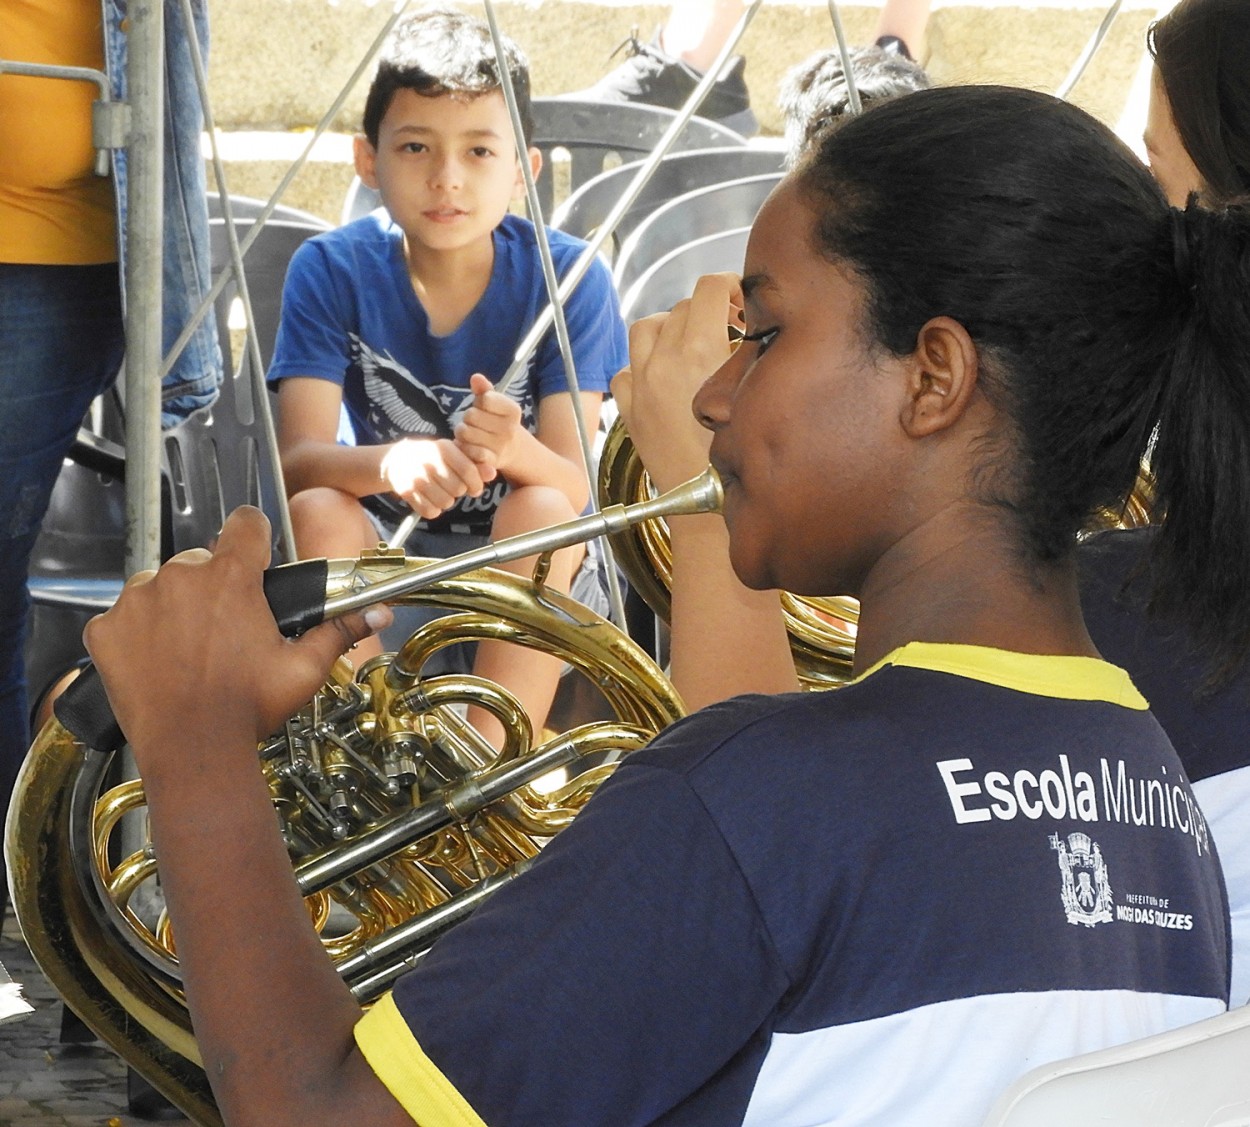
[83, 506, 392, 773]
[613, 272, 744, 494]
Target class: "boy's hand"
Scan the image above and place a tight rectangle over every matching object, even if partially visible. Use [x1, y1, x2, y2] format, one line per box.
[612, 273, 744, 493]
[381, 436, 488, 520]
[454, 373, 524, 477]
[83, 507, 392, 770]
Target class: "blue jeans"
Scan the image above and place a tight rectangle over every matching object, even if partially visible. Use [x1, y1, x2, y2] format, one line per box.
[103, 0, 222, 424]
[0, 263, 125, 908]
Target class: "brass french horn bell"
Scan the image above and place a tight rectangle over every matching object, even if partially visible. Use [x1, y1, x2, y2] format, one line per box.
[6, 469, 721, 1127]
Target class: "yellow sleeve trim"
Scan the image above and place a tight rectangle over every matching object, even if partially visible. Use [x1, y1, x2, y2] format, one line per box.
[354, 993, 489, 1127]
[857, 641, 1149, 710]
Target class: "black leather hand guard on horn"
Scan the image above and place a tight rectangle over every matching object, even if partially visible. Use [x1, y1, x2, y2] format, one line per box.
[53, 558, 330, 754]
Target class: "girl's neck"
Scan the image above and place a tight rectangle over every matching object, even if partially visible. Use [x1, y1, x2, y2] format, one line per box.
[850, 514, 1097, 676]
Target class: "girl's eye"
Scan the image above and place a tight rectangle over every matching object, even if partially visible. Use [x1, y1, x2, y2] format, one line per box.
[470, 146, 494, 158]
[741, 327, 779, 355]
[402, 142, 427, 154]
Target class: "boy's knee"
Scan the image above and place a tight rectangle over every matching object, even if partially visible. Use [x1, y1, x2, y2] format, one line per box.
[288, 487, 376, 554]
[491, 485, 578, 539]
[289, 486, 357, 525]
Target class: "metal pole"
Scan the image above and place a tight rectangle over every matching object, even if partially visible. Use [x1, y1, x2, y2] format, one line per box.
[123, 0, 165, 577]
[1055, 0, 1124, 100]
[826, 0, 863, 115]
[177, 0, 298, 561]
[475, 0, 765, 405]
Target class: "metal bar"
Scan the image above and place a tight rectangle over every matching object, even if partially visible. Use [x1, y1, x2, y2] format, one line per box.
[1056, 0, 1124, 100]
[826, 0, 863, 115]
[123, 0, 166, 577]
[479, 0, 765, 405]
[461, 0, 628, 628]
[0, 61, 117, 175]
[176, 0, 298, 561]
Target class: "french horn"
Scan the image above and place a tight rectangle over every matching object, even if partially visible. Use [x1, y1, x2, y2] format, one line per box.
[6, 470, 720, 1127]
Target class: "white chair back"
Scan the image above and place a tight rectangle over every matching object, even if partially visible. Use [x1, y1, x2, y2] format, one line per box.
[982, 1007, 1250, 1127]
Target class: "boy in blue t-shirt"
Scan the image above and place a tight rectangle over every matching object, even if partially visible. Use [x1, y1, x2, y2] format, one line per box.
[268, 6, 628, 745]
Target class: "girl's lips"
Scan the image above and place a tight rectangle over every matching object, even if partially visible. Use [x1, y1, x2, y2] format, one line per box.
[423, 207, 468, 223]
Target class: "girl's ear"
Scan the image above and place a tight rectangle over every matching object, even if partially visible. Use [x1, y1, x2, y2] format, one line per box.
[353, 134, 380, 190]
[899, 316, 981, 438]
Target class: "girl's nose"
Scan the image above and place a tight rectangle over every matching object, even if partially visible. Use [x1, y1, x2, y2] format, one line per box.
[692, 347, 746, 433]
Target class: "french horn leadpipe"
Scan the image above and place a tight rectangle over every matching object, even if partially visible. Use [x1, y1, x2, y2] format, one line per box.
[53, 467, 722, 754]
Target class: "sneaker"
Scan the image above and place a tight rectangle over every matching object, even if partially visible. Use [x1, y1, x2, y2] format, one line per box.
[874, 34, 915, 61]
[570, 31, 758, 138]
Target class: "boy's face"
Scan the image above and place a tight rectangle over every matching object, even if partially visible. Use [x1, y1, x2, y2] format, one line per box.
[355, 88, 538, 253]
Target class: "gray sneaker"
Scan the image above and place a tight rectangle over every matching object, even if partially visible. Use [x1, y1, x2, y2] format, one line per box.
[572, 31, 758, 137]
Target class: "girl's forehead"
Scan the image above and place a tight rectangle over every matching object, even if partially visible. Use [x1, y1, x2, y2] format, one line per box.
[744, 183, 821, 284]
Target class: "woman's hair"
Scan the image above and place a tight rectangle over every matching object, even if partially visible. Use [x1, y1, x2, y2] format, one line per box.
[1149, 0, 1250, 203]
[362, 6, 533, 149]
[794, 84, 1250, 678]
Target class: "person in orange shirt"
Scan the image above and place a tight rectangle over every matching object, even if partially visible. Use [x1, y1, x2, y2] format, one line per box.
[0, 0, 126, 925]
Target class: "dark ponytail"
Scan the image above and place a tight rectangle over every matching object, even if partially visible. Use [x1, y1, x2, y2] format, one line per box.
[1148, 198, 1250, 680]
[793, 85, 1250, 678]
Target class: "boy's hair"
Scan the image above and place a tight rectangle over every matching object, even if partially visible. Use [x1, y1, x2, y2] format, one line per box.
[362, 5, 533, 149]
[778, 45, 931, 167]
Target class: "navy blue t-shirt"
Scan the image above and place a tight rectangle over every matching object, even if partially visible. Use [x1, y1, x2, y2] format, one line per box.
[354, 643, 1229, 1126]
[1081, 526, 1250, 1004]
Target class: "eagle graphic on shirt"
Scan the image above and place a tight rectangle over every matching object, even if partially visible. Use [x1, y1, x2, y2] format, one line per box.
[349, 337, 534, 444]
[347, 337, 535, 527]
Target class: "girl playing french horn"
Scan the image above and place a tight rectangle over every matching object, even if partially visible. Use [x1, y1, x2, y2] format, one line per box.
[86, 84, 1245, 1126]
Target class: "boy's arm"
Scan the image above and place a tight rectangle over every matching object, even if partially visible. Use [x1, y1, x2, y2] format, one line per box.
[83, 510, 415, 1127]
[279, 377, 487, 520]
[454, 375, 603, 513]
[614, 273, 799, 710]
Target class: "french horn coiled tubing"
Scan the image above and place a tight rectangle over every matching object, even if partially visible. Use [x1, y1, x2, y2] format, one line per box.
[6, 449, 1152, 1124]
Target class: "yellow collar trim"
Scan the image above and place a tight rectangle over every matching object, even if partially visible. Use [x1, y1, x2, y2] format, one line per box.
[856, 642, 1147, 710]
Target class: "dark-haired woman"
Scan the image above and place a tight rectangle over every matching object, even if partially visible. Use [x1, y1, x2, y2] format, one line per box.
[83, 86, 1240, 1126]
[1144, 0, 1249, 206]
[1078, 0, 1250, 1008]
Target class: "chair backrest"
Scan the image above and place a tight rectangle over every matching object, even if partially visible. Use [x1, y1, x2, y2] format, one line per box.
[530, 97, 747, 219]
[162, 214, 329, 556]
[613, 172, 781, 292]
[551, 145, 786, 263]
[208, 192, 330, 228]
[981, 1007, 1250, 1127]
[619, 226, 752, 322]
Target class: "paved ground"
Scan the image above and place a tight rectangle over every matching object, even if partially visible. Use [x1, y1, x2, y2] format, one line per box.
[0, 905, 190, 1127]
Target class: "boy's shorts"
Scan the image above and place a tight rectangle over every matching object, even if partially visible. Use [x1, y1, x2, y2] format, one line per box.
[363, 509, 615, 674]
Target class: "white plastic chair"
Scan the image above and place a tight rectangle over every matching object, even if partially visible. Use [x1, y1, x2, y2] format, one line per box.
[618, 226, 751, 322]
[981, 1006, 1250, 1127]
